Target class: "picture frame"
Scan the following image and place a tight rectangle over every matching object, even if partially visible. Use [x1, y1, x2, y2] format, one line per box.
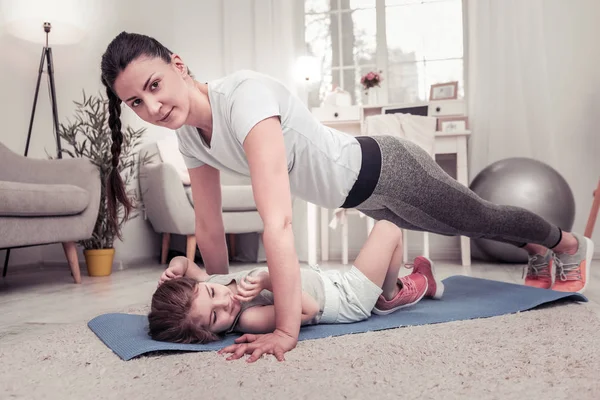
[437, 116, 469, 133]
[429, 81, 459, 101]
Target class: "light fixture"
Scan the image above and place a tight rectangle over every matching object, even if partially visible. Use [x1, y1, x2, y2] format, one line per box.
[1, 0, 88, 45]
[294, 55, 322, 84]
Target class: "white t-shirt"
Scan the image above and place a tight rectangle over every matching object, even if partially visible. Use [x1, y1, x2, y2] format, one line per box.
[175, 70, 362, 208]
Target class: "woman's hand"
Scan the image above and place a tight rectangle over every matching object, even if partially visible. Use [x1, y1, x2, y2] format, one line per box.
[218, 329, 297, 362]
[235, 271, 271, 303]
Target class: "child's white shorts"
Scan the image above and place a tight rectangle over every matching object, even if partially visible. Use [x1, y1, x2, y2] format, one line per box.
[318, 265, 383, 324]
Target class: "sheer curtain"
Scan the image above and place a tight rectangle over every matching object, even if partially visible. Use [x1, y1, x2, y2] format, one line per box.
[466, 0, 600, 240]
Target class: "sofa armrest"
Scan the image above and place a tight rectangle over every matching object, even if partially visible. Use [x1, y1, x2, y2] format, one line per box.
[0, 144, 101, 220]
[1, 151, 98, 189]
[139, 162, 195, 235]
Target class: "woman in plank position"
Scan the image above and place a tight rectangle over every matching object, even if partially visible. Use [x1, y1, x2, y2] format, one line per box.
[100, 31, 593, 362]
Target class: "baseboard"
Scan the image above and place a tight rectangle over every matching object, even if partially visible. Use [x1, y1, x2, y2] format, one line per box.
[3, 256, 160, 274]
[110, 256, 160, 270]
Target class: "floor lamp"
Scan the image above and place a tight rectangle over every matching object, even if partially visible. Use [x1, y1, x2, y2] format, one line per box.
[24, 22, 62, 158]
[3, 22, 63, 278]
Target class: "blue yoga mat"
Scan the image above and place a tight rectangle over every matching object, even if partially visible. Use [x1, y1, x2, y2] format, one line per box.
[88, 275, 587, 361]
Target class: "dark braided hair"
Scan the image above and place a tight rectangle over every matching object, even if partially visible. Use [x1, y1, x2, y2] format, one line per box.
[100, 32, 178, 237]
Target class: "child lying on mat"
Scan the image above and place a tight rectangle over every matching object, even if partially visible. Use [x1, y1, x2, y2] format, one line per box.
[148, 220, 444, 345]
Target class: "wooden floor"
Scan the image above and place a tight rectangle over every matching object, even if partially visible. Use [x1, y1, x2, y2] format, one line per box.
[1, 257, 599, 346]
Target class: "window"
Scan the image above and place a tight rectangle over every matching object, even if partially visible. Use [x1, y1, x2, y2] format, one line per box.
[304, 0, 464, 107]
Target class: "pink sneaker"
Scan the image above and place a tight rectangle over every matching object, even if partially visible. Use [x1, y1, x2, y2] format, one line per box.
[411, 256, 444, 299]
[524, 250, 555, 289]
[373, 273, 428, 315]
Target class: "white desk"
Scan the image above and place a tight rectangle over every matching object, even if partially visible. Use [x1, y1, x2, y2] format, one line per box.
[306, 130, 472, 267]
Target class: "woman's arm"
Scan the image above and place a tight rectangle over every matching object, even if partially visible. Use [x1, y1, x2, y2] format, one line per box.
[188, 164, 229, 275]
[239, 116, 302, 354]
[236, 292, 320, 334]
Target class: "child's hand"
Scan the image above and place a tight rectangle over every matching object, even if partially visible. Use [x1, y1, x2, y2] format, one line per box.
[235, 272, 270, 302]
[157, 259, 187, 286]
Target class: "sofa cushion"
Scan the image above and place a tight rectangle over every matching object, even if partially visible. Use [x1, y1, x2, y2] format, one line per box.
[185, 185, 257, 212]
[0, 181, 89, 217]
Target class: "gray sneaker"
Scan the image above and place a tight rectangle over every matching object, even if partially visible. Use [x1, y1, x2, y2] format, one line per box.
[552, 232, 594, 294]
[523, 249, 555, 289]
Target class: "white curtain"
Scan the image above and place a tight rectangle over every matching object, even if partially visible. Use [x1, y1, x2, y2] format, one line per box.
[466, 0, 600, 239]
[221, 0, 301, 93]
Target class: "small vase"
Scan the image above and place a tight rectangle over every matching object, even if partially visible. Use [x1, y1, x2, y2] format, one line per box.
[84, 248, 115, 277]
[366, 88, 378, 106]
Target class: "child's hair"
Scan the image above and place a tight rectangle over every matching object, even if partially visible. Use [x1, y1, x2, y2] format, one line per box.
[100, 31, 185, 238]
[148, 277, 220, 344]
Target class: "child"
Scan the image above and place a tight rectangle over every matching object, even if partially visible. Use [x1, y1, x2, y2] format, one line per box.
[148, 220, 444, 344]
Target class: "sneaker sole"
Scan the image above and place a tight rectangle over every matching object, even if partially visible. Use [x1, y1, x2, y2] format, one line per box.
[422, 256, 445, 299]
[372, 276, 428, 315]
[579, 237, 594, 294]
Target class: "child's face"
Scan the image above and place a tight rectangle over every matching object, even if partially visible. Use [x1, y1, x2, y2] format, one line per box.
[190, 282, 241, 334]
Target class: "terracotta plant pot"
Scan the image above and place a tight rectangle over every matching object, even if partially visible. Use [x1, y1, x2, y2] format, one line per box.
[84, 248, 115, 277]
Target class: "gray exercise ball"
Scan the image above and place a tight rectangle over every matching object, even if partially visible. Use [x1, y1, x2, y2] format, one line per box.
[469, 158, 575, 263]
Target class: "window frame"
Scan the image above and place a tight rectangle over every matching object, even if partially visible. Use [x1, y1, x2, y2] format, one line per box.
[300, 0, 468, 107]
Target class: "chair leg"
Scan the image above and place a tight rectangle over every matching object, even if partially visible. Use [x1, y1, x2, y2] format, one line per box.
[161, 233, 171, 264]
[186, 235, 197, 262]
[3, 248, 10, 278]
[228, 234, 236, 260]
[341, 215, 349, 265]
[62, 241, 81, 284]
[584, 178, 600, 238]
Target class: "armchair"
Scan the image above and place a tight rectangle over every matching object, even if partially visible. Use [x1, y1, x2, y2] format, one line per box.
[0, 142, 101, 283]
[138, 139, 264, 263]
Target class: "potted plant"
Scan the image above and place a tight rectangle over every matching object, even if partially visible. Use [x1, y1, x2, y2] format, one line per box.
[57, 92, 148, 276]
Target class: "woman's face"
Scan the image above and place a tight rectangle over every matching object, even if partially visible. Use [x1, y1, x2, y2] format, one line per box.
[113, 55, 191, 130]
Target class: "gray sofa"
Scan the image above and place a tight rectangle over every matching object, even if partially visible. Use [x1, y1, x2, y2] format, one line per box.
[0, 142, 101, 283]
[139, 141, 265, 263]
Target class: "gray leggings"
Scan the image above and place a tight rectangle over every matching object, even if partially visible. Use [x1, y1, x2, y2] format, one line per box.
[355, 136, 561, 248]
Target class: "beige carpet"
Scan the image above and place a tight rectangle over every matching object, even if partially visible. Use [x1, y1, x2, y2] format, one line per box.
[1, 303, 599, 399]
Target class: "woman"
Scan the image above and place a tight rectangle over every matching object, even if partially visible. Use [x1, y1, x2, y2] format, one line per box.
[100, 31, 593, 362]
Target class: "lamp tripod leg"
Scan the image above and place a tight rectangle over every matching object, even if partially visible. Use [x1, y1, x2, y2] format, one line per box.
[24, 47, 47, 157]
[46, 47, 62, 159]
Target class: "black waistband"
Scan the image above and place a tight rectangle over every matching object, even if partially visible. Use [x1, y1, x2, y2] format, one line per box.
[341, 136, 381, 208]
